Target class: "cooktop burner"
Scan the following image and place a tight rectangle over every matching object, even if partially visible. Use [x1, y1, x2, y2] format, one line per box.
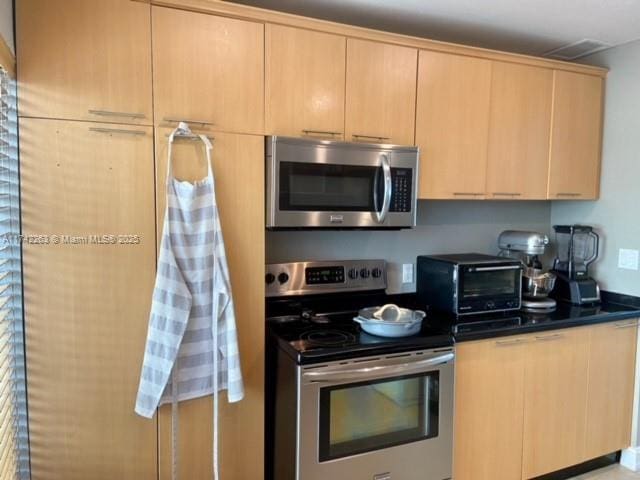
[299, 329, 357, 347]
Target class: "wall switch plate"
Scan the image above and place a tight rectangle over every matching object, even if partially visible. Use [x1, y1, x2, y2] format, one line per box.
[618, 249, 639, 270]
[402, 263, 414, 284]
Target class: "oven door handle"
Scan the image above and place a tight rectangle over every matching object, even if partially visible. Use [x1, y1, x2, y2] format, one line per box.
[303, 352, 454, 383]
[375, 153, 392, 224]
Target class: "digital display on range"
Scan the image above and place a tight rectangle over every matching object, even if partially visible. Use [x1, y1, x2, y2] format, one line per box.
[306, 266, 345, 285]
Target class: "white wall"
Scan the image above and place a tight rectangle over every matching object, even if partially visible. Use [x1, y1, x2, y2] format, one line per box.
[0, 0, 12, 54]
[552, 40, 640, 297]
[268, 200, 552, 293]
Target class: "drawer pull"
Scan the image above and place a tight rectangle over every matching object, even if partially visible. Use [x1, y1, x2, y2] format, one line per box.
[89, 127, 146, 136]
[496, 338, 528, 346]
[453, 192, 484, 196]
[493, 192, 522, 197]
[555, 193, 582, 197]
[88, 109, 145, 119]
[302, 129, 342, 137]
[614, 321, 638, 329]
[352, 134, 390, 141]
[535, 333, 564, 341]
[163, 117, 215, 127]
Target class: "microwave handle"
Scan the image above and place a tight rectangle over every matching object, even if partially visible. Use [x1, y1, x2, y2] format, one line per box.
[376, 154, 392, 223]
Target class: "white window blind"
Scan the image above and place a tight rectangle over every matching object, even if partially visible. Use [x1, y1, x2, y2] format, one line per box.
[0, 69, 29, 480]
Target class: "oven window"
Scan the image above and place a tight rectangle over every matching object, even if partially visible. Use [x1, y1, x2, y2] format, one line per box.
[279, 162, 382, 211]
[318, 372, 439, 462]
[461, 269, 518, 298]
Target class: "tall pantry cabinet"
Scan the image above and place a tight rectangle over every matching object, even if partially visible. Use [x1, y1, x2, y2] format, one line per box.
[17, 1, 264, 480]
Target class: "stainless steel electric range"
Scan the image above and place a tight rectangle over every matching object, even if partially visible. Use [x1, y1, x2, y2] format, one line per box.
[265, 259, 454, 480]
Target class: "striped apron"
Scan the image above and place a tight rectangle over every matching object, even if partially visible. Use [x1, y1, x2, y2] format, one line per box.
[135, 122, 244, 479]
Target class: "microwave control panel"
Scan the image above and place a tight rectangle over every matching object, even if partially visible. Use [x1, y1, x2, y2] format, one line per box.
[391, 168, 412, 213]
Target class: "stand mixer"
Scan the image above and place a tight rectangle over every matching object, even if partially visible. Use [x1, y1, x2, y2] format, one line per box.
[498, 230, 557, 312]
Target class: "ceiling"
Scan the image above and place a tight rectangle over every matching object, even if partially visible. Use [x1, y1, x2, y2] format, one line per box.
[227, 0, 640, 58]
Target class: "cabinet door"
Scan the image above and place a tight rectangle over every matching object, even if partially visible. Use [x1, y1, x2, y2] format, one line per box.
[154, 129, 265, 480]
[415, 51, 492, 199]
[20, 118, 157, 480]
[522, 328, 590, 479]
[486, 62, 553, 200]
[548, 71, 604, 200]
[17, 0, 152, 124]
[265, 24, 346, 139]
[585, 320, 638, 459]
[454, 336, 528, 480]
[152, 7, 264, 135]
[345, 39, 417, 145]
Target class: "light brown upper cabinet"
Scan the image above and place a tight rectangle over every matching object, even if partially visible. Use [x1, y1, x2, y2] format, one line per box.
[345, 39, 417, 145]
[548, 71, 604, 200]
[585, 320, 637, 460]
[522, 328, 590, 479]
[152, 7, 264, 134]
[265, 25, 346, 139]
[17, 0, 152, 124]
[416, 51, 492, 199]
[486, 62, 553, 200]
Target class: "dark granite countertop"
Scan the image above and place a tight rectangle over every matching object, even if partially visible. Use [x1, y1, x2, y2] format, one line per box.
[425, 291, 640, 342]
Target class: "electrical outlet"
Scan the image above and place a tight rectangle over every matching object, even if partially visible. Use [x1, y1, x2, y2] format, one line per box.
[618, 249, 639, 270]
[402, 263, 414, 284]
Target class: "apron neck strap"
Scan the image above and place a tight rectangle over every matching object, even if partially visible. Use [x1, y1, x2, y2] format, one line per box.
[167, 122, 214, 184]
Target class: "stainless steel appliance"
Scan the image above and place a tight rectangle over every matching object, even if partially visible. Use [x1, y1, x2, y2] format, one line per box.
[498, 230, 557, 312]
[266, 136, 418, 229]
[551, 225, 601, 305]
[416, 253, 522, 316]
[266, 260, 454, 480]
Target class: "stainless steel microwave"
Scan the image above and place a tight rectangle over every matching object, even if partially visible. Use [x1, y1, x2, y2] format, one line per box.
[266, 136, 419, 229]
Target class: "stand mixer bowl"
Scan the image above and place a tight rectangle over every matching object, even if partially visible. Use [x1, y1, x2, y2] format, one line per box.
[523, 267, 557, 298]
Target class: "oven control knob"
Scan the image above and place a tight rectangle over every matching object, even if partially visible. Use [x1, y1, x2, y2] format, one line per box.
[360, 268, 371, 279]
[371, 268, 382, 278]
[486, 301, 495, 309]
[278, 272, 289, 284]
[265, 273, 275, 284]
[348, 268, 359, 280]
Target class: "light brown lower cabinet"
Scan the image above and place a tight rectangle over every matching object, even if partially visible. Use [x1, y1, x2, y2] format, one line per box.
[154, 128, 265, 480]
[20, 118, 158, 480]
[454, 321, 638, 480]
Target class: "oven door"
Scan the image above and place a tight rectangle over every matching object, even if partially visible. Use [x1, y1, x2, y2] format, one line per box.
[266, 136, 418, 229]
[297, 349, 454, 480]
[457, 263, 522, 313]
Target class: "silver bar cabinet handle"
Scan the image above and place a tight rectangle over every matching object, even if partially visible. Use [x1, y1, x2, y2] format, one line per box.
[614, 321, 638, 329]
[89, 127, 146, 136]
[496, 338, 528, 346]
[163, 117, 215, 127]
[493, 192, 522, 197]
[555, 193, 582, 197]
[302, 129, 342, 136]
[352, 134, 391, 141]
[535, 333, 564, 341]
[88, 109, 145, 119]
[453, 192, 484, 196]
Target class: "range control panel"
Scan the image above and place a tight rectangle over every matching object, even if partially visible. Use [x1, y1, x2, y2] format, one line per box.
[266, 260, 386, 297]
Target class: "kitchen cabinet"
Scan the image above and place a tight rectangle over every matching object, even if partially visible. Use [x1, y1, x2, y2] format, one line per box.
[154, 128, 265, 480]
[454, 336, 528, 480]
[548, 71, 604, 200]
[345, 39, 417, 145]
[20, 118, 157, 480]
[17, 0, 152, 124]
[522, 328, 590, 478]
[585, 320, 637, 459]
[486, 62, 553, 200]
[152, 7, 264, 134]
[265, 24, 346, 139]
[415, 51, 492, 199]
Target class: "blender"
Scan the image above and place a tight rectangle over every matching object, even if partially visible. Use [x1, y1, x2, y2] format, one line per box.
[498, 230, 557, 312]
[550, 225, 601, 305]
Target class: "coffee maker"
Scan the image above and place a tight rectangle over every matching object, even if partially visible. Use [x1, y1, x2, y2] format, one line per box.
[498, 230, 557, 312]
[550, 225, 601, 305]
